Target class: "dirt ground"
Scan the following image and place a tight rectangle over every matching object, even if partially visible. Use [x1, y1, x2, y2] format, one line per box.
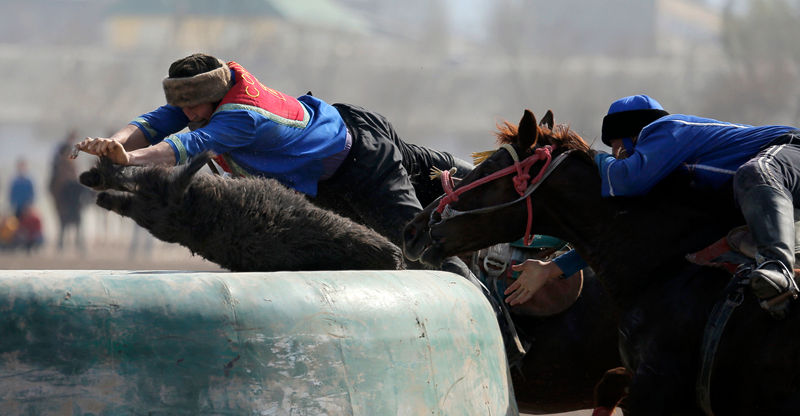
[0, 239, 222, 272]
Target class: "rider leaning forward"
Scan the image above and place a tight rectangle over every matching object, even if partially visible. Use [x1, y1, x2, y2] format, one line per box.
[507, 95, 800, 312]
[73, 53, 475, 269]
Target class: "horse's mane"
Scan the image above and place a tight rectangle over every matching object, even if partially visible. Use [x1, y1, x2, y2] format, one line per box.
[483, 119, 596, 165]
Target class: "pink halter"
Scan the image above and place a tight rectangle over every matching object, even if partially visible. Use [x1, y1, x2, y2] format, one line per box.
[435, 144, 555, 246]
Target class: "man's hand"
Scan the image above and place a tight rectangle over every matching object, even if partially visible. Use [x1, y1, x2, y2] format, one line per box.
[504, 259, 564, 305]
[73, 137, 131, 165]
[594, 152, 616, 173]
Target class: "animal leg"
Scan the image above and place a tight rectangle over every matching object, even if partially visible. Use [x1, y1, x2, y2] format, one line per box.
[78, 158, 137, 192]
[95, 191, 135, 217]
[624, 364, 701, 416]
[593, 367, 633, 416]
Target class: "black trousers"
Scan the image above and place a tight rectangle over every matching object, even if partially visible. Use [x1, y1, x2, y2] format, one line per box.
[733, 132, 800, 267]
[734, 136, 800, 209]
[314, 103, 472, 248]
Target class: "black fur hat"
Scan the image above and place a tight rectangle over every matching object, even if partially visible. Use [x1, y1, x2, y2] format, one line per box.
[162, 53, 233, 107]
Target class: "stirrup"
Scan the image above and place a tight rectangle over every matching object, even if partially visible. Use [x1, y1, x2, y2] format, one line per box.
[753, 260, 799, 316]
[754, 259, 799, 294]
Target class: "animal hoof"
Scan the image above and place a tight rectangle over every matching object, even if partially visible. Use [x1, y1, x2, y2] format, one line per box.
[95, 192, 113, 210]
[79, 170, 104, 189]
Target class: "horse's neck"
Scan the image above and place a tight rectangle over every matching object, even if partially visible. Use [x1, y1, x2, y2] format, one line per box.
[538, 169, 734, 305]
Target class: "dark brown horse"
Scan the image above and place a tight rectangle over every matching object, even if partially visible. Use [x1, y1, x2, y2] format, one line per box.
[403, 109, 800, 415]
[457, 115, 623, 414]
[500, 266, 622, 414]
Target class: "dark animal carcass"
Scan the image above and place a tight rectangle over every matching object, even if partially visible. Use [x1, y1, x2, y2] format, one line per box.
[79, 152, 404, 272]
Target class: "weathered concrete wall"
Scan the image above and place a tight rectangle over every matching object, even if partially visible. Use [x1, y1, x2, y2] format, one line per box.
[0, 270, 517, 415]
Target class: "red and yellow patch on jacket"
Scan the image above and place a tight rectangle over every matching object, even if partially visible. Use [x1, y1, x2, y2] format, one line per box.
[219, 62, 306, 123]
[212, 62, 309, 174]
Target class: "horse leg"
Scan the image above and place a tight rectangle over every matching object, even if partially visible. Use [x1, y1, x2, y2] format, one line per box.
[624, 363, 702, 416]
[592, 367, 633, 416]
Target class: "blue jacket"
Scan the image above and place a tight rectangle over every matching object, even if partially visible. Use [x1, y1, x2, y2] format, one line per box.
[10, 175, 34, 214]
[131, 83, 347, 197]
[596, 114, 796, 197]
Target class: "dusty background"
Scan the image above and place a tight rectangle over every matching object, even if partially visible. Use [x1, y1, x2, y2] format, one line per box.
[0, 209, 223, 272]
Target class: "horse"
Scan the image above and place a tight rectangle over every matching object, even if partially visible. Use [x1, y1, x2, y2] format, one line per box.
[79, 152, 404, 271]
[50, 141, 92, 251]
[403, 109, 800, 415]
[499, 265, 622, 414]
[451, 113, 624, 414]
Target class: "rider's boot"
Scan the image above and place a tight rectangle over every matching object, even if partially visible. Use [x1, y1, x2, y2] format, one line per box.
[740, 185, 800, 312]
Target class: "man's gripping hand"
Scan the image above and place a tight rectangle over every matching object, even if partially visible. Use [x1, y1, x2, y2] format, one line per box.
[73, 137, 131, 165]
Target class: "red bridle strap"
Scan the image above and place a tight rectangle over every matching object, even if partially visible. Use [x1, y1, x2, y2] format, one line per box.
[436, 145, 555, 245]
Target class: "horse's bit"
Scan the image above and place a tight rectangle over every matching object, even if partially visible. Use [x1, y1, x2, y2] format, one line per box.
[430, 144, 573, 246]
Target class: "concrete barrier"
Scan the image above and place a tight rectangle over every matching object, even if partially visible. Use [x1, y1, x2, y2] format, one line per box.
[0, 270, 517, 415]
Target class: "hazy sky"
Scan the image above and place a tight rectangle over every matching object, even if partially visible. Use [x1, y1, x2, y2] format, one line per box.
[445, 0, 730, 41]
[446, 0, 493, 40]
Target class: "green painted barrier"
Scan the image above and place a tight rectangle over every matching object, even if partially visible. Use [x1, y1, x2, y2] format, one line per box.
[0, 270, 517, 415]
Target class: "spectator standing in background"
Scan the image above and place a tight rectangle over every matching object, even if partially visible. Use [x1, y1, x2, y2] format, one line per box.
[9, 157, 35, 218]
[49, 128, 89, 253]
[15, 204, 43, 253]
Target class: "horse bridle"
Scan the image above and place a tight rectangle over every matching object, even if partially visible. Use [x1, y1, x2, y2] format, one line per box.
[429, 144, 573, 246]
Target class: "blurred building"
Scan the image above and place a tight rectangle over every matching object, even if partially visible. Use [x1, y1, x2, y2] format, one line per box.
[505, 0, 720, 58]
[0, 0, 108, 46]
[103, 0, 369, 51]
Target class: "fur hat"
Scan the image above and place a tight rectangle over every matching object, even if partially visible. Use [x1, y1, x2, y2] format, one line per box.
[162, 58, 233, 108]
[601, 95, 669, 146]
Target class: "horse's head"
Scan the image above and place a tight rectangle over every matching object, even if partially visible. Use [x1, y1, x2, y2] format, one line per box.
[403, 109, 595, 267]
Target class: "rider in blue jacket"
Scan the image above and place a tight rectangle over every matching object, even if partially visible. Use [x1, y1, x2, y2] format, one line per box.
[73, 53, 473, 253]
[507, 95, 800, 311]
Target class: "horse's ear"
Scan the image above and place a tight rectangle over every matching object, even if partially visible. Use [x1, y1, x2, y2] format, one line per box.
[539, 110, 554, 130]
[518, 109, 539, 150]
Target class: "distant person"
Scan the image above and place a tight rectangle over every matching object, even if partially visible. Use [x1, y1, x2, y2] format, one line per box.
[49, 128, 89, 252]
[9, 157, 35, 218]
[72, 52, 474, 276]
[0, 214, 18, 250]
[15, 205, 43, 253]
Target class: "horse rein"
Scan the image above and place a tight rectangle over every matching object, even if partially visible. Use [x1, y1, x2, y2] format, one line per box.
[430, 144, 574, 246]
